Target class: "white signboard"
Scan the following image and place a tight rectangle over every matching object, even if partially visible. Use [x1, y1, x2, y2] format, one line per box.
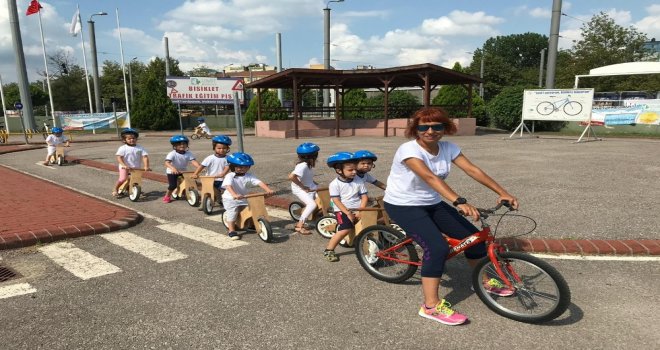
[166, 76, 244, 105]
[522, 89, 594, 122]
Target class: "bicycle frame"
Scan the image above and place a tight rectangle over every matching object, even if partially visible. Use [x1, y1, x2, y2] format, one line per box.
[373, 224, 519, 289]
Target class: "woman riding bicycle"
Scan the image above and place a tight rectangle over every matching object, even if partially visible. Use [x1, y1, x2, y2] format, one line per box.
[383, 107, 518, 326]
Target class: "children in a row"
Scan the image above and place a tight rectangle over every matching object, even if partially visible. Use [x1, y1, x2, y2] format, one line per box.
[286, 143, 386, 261]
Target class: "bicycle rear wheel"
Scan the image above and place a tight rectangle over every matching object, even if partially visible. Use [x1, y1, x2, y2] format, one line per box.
[472, 252, 571, 323]
[355, 225, 418, 283]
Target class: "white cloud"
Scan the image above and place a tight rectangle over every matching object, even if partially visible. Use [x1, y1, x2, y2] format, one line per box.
[342, 10, 389, 19]
[635, 5, 660, 39]
[530, 8, 551, 19]
[421, 11, 504, 36]
[604, 8, 632, 25]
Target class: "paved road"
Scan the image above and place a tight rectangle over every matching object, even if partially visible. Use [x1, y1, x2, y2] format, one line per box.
[1, 134, 659, 349]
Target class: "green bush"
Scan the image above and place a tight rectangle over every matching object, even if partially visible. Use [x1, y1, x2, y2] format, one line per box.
[243, 90, 288, 127]
[432, 85, 489, 126]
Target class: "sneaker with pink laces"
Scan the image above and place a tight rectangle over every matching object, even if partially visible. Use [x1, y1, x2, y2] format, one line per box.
[163, 195, 172, 203]
[418, 299, 468, 326]
[472, 278, 515, 297]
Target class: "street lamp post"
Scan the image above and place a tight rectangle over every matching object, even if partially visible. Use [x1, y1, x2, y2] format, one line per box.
[88, 12, 107, 114]
[323, 0, 344, 116]
[128, 57, 137, 105]
[539, 48, 547, 88]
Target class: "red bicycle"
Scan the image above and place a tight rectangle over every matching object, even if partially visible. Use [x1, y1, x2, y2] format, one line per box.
[354, 201, 571, 323]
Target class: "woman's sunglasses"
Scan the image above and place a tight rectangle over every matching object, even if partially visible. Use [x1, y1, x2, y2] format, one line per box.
[416, 124, 445, 132]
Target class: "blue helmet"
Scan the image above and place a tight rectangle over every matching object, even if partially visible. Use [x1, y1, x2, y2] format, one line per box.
[327, 152, 356, 167]
[227, 152, 254, 166]
[212, 135, 232, 146]
[169, 135, 189, 145]
[120, 128, 139, 138]
[354, 150, 377, 161]
[197, 117, 205, 123]
[51, 127, 63, 134]
[296, 142, 320, 156]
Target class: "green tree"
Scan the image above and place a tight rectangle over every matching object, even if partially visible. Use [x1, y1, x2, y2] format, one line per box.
[187, 66, 218, 77]
[243, 90, 288, 127]
[101, 60, 128, 111]
[1, 82, 48, 115]
[131, 57, 180, 130]
[432, 85, 488, 126]
[49, 65, 90, 112]
[342, 89, 369, 119]
[556, 12, 651, 91]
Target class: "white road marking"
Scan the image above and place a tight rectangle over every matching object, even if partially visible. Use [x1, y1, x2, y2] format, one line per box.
[39, 242, 122, 280]
[101, 231, 188, 263]
[531, 253, 660, 262]
[36, 162, 55, 169]
[267, 207, 293, 221]
[157, 222, 248, 249]
[0, 283, 37, 299]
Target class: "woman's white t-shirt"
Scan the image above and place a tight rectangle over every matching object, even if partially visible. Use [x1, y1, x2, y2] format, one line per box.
[383, 140, 461, 206]
[165, 150, 196, 174]
[116, 144, 148, 169]
[290, 162, 316, 191]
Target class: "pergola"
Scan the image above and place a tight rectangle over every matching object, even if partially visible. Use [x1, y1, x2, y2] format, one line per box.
[244, 63, 483, 138]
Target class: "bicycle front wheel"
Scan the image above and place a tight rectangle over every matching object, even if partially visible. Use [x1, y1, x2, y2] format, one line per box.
[355, 225, 418, 283]
[563, 101, 583, 116]
[472, 252, 571, 323]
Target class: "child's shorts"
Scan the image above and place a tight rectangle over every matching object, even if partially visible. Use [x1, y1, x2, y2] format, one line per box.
[222, 197, 247, 222]
[213, 180, 223, 191]
[334, 211, 356, 231]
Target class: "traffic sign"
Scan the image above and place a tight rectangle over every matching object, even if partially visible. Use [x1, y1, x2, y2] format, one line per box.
[14, 102, 23, 110]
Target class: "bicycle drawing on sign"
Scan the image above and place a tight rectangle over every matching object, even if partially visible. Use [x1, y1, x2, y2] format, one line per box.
[536, 95, 583, 116]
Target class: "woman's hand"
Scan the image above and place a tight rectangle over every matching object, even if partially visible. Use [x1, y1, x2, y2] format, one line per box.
[457, 203, 480, 222]
[498, 194, 519, 209]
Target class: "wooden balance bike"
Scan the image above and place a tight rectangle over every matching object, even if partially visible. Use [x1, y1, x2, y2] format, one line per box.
[221, 192, 274, 243]
[171, 171, 201, 206]
[199, 176, 224, 215]
[116, 169, 145, 202]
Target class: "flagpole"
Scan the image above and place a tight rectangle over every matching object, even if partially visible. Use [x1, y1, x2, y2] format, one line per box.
[116, 8, 130, 127]
[77, 5, 94, 116]
[37, 11, 57, 127]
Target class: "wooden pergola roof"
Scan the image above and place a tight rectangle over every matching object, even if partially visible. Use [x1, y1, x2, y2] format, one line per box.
[244, 63, 483, 138]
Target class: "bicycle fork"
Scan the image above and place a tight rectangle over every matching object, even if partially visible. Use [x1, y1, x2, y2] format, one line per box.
[487, 244, 521, 289]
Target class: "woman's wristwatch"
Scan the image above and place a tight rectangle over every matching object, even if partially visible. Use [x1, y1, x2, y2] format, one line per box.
[452, 197, 467, 206]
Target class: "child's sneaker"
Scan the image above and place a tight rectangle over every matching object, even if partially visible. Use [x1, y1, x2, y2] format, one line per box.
[323, 250, 339, 262]
[162, 195, 172, 203]
[418, 299, 468, 326]
[228, 231, 240, 240]
[472, 278, 515, 297]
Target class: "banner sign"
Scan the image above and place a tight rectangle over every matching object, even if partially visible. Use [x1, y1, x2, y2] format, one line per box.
[166, 76, 244, 105]
[59, 112, 130, 130]
[522, 89, 594, 122]
[591, 99, 660, 126]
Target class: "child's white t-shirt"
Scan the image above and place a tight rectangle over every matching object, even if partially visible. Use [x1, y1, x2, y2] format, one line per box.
[357, 172, 377, 184]
[221, 172, 262, 199]
[199, 122, 211, 134]
[290, 162, 316, 191]
[165, 150, 196, 174]
[384, 140, 461, 206]
[329, 177, 368, 212]
[201, 154, 228, 180]
[46, 135, 68, 153]
[116, 144, 148, 169]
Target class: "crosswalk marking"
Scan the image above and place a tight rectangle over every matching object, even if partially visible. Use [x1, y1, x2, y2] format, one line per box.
[204, 207, 291, 223]
[0, 283, 37, 299]
[101, 231, 188, 263]
[39, 242, 122, 280]
[157, 222, 249, 249]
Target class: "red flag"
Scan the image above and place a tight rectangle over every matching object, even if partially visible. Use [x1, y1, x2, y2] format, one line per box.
[26, 0, 42, 16]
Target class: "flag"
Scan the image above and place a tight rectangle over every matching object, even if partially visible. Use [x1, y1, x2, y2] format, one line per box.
[70, 9, 81, 36]
[26, 0, 42, 16]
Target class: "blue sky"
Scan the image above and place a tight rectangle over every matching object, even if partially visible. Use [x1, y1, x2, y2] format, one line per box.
[1, 0, 659, 83]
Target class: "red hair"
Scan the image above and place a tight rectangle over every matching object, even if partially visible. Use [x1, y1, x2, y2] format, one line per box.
[404, 107, 457, 138]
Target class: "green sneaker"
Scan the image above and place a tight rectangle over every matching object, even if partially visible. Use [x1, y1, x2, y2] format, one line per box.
[324, 250, 339, 262]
